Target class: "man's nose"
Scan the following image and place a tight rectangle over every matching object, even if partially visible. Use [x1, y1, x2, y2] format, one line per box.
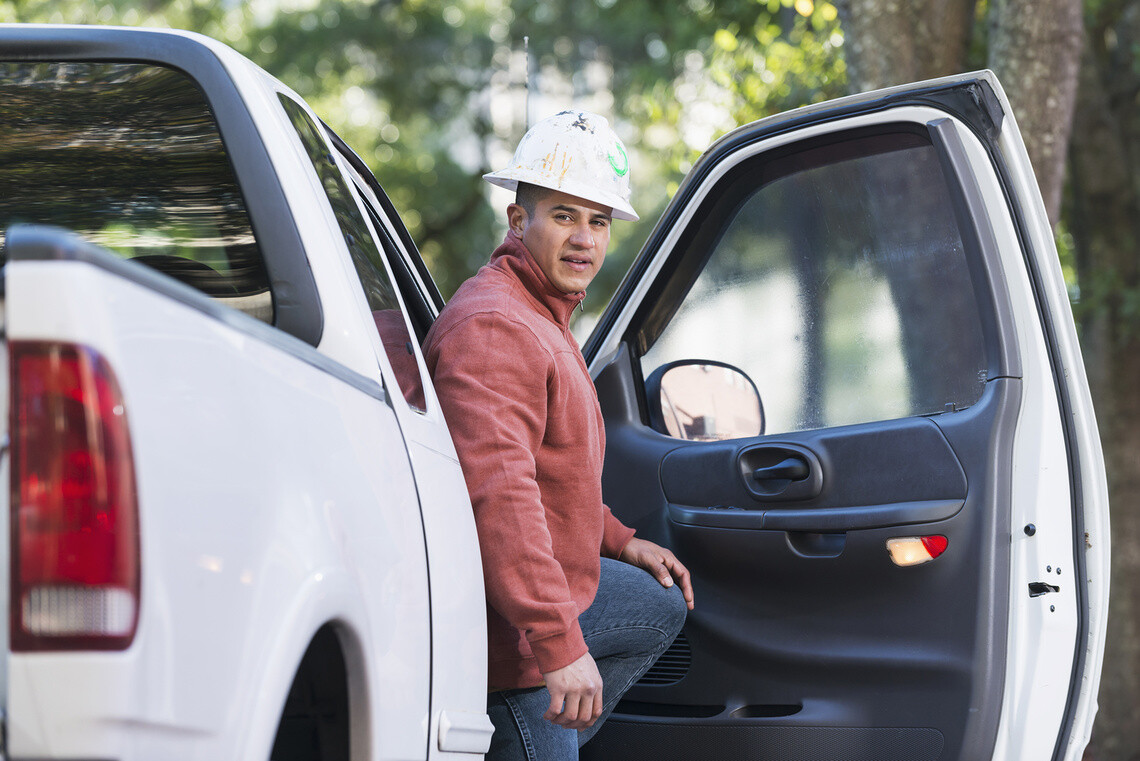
[569, 224, 595, 248]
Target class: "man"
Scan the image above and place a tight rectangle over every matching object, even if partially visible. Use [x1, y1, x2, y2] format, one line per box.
[423, 110, 694, 760]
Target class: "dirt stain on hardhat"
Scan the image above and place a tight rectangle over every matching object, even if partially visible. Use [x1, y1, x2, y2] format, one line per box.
[569, 112, 594, 133]
[539, 144, 574, 186]
[558, 155, 573, 184]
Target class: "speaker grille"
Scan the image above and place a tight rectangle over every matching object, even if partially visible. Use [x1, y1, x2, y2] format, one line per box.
[637, 631, 691, 686]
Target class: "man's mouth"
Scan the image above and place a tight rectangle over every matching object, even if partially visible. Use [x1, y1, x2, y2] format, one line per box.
[562, 255, 592, 271]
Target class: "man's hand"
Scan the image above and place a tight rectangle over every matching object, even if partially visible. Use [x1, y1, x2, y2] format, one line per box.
[619, 537, 695, 610]
[542, 652, 604, 730]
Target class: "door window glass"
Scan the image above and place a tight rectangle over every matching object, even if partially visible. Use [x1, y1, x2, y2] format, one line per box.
[640, 129, 987, 435]
[279, 95, 426, 411]
[0, 62, 272, 322]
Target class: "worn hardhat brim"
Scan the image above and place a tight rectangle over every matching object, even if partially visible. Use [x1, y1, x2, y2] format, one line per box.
[483, 170, 639, 222]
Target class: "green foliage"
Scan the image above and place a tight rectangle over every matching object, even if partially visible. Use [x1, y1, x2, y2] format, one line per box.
[507, 0, 846, 311]
[1, 0, 846, 311]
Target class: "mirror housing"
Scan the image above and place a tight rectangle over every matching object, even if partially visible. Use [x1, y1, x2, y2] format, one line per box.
[645, 360, 764, 441]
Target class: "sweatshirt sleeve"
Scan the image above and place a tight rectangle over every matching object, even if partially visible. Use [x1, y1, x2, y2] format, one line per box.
[426, 312, 587, 674]
[600, 505, 636, 560]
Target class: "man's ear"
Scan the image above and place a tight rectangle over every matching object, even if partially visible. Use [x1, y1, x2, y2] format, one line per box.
[507, 203, 528, 238]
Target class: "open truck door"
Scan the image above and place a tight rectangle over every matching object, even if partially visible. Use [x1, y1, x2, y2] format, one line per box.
[582, 72, 1109, 761]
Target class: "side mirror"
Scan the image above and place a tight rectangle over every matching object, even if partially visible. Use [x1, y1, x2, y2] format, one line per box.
[645, 360, 764, 441]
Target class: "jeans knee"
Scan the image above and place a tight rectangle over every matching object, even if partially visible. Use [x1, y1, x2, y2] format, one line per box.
[661, 581, 688, 641]
[632, 571, 687, 647]
[592, 558, 688, 649]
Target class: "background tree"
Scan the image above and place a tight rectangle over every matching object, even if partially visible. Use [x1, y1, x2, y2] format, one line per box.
[0, 0, 842, 306]
[1068, 3, 1140, 757]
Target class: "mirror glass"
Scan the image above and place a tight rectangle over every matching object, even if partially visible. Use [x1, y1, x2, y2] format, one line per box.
[650, 361, 763, 441]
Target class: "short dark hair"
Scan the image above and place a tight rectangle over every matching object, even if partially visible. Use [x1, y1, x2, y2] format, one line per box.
[514, 182, 549, 217]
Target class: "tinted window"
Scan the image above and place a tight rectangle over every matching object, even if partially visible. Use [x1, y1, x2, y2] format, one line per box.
[0, 62, 271, 322]
[641, 130, 987, 435]
[279, 95, 426, 411]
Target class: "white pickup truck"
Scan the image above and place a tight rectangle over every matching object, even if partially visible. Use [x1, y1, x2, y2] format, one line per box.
[0, 24, 1110, 761]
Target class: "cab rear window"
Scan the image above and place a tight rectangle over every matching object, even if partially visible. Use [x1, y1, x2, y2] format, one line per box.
[0, 62, 272, 323]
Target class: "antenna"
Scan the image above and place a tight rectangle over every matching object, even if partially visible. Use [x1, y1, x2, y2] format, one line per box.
[524, 35, 532, 129]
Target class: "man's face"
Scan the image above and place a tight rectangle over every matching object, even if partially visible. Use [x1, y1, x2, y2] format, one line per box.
[509, 189, 612, 294]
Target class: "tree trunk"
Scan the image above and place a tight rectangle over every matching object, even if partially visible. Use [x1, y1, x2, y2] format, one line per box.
[835, 0, 976, 90]
[839, 0, 1079, 229]
[1068, 7, 1140, 757]
[988, 0, 1084, 226]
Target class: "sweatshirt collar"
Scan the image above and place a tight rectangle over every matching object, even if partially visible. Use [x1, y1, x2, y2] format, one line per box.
[489, 233, 585, 329]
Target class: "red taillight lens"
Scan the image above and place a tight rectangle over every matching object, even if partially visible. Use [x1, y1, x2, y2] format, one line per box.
[9, 341, 139, 651]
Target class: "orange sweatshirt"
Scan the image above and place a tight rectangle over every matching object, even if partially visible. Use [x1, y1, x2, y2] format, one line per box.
[424, 233, 635, 689]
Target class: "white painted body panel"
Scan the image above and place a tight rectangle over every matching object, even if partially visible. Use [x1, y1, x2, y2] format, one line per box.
[4, 260, 435, 759]
[979, 73, 1111, 761]
[261, 74, 493, 756]
[338, 168, 493, 759]
[1, 27, 491, 760]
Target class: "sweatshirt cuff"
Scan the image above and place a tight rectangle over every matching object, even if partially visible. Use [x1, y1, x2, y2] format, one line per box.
[600, 507, 637, 559]
[528, 618, 589, 675]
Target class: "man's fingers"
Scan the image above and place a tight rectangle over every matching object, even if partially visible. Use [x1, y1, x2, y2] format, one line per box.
[664, 554, 696, 609]
[544, 689, 565, 722]
[628, 539, 696, 608]
[542, 678, 600, 727]
[639, 548, 674, 588]
[560, 694, 583, 727]
[569, 690, 602, 729]
[549, 691, 596, 729]
[574, 692, 596, 728]
[541, 652, 603, 727]
[545, 697, 574, 725]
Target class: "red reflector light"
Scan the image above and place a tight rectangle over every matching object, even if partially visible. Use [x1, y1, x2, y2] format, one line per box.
[9, 341, 140, 651]
[920, 535, 949, 559]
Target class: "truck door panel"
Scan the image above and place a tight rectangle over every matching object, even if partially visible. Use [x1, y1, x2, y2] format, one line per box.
[582, 75, 1102, 761]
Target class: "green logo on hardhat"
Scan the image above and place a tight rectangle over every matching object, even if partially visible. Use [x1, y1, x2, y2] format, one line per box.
[608, 142, 629, 177]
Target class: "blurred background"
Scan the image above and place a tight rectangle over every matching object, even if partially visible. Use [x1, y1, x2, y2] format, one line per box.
[1, 1, 1135, 757]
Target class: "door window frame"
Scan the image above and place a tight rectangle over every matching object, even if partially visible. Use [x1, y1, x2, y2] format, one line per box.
[589, 110, 1021, 433]
[275, 92, 435, 413]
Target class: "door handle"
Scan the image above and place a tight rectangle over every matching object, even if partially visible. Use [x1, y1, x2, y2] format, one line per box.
[752, 457, 809, 482]
[739, 444, 823, 501]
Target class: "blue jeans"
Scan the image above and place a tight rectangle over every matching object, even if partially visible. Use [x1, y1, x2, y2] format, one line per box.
[485, 558, 688, 761]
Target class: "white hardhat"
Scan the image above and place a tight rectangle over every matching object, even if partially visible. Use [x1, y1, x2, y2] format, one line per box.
[483, 110, 638, 221]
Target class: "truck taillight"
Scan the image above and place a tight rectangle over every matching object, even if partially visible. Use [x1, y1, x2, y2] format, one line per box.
[9, 341, 140, 651]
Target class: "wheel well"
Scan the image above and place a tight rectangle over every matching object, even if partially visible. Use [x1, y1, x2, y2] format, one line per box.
[270, 624, 350, 761]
